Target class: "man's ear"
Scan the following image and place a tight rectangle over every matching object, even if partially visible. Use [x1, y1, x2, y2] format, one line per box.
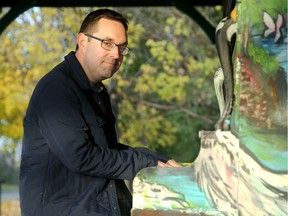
[77, 33, 86, 50]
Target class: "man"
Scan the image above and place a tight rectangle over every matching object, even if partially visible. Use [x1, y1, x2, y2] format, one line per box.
[20, 9, 181, 216]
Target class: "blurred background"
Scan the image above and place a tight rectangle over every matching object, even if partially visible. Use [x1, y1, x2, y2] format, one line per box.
[0, 6, 223, 215]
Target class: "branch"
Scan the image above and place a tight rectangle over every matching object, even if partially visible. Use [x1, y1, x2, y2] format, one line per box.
[179, 107, 215, 124]
[141, 100, 215, 124]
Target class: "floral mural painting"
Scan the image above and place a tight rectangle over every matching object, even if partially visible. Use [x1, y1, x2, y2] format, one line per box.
[131, 0, 287, 215]
[234, 0, 287, 173]
[233, 1, 288, 214]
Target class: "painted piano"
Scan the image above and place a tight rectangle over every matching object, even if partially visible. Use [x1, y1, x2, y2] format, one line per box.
[131, 0, 288, 215]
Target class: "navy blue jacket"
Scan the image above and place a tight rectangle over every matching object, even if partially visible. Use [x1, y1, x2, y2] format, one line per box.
[20, 52, 168, 216]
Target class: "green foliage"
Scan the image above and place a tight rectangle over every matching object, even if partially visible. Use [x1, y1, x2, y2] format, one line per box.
[247, 42, 279, 76]
[113, 7, 220, 161]
[165, 17, 190, 37]
[240, 0, 286, 24]
[0, 7, 81, 155]
[0, 7, 221, 165]
[0, 152, 19, 183]
[118, 101, 176, 150]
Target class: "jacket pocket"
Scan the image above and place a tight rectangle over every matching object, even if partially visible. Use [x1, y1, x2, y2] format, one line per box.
[83, 114, 109, 148]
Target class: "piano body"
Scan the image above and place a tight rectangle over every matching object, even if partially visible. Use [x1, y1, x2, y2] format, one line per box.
[131, 0, 288, 215]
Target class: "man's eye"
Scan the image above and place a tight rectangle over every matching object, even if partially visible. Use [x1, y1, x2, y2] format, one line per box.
[119, 46, 126, 51]
[103, 41, 113, 47]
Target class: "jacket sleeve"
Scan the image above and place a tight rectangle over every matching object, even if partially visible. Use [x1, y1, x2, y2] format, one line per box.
[132, 147, 170, 163]
[33, 79, 157, 181]
[118, 143, 170, 163]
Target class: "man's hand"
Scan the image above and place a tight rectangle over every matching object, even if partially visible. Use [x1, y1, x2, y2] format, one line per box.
[157, 159, 182, 167]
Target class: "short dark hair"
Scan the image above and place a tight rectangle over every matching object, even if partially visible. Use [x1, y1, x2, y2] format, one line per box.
[76, 9, 128, 50]
[79, 9, 128, 33]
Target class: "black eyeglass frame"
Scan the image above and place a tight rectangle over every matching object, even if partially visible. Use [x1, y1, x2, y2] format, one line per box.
[84, 33, 130, 55]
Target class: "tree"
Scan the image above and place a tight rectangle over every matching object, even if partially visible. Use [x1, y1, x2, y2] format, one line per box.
[110, 7, 221, 161]
[0, 6, 222, 166]
[0, 7, 87, 159]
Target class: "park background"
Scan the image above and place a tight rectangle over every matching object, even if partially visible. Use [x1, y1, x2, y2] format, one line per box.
[0, 6, 223, 215]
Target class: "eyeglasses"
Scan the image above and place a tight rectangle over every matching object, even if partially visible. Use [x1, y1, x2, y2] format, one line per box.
[84, 33, 130, 56]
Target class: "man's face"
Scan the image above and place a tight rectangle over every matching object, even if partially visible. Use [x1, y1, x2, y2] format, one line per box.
[78, 18, 127, 84]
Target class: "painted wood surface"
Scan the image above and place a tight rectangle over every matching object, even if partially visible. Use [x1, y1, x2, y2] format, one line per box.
[131, 0, 287, 215]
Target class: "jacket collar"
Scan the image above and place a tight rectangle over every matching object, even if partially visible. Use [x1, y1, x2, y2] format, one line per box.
[64, 51, 104, 92]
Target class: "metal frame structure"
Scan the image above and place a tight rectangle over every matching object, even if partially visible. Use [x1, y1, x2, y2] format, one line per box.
[0, 0, 224, 43]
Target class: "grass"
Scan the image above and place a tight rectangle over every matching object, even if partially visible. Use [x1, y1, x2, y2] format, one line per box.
[1, 183, 19, 192]
[1, 183, 20, 216]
